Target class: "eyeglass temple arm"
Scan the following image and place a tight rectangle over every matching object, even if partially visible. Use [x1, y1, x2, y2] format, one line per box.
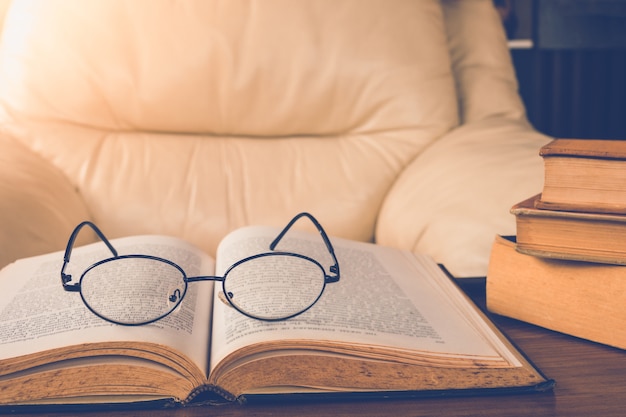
[269, 212, 340, 283]
[61, 221, 118, 291]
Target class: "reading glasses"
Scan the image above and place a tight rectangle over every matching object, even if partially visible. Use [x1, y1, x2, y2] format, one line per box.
[60, 213, 340, 325]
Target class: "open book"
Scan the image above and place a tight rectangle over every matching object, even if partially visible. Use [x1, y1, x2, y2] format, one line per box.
[0, 222, 552, 409]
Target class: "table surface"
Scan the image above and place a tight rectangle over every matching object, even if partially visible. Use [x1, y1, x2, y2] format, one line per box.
[8, 281, 626, 417]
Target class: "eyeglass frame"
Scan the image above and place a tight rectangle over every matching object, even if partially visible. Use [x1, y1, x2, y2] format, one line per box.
[60, 212, 340, 325]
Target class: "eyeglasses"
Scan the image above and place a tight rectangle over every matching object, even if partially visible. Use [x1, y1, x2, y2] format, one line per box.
[61, 213, 340, 325]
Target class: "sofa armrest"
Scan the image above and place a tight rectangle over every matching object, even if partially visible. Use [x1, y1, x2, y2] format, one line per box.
[376, 118, 551, 278]
[0, 134, 90, 268]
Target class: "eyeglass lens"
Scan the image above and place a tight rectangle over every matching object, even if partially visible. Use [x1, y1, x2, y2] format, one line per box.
[223, 253, 326, 321]
[79, 256, 187, 325]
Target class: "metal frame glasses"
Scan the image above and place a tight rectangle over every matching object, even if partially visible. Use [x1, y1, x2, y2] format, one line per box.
[61, 213, 340, 325]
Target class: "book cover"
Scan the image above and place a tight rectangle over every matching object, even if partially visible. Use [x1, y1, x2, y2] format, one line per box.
[538, 139, 626, 214]
[540, 139, 626, 159]
[512, 194, 626, 265]
[487, 235, 626, 350]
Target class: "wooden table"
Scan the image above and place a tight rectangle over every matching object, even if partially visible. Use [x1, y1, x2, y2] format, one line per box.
[9, 280, 626, 417]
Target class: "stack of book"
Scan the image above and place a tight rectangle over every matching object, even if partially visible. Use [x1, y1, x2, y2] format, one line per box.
[486, 139, 626, 350]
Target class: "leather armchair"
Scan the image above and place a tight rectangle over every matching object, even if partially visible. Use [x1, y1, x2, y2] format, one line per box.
[0, 0, 549, 277]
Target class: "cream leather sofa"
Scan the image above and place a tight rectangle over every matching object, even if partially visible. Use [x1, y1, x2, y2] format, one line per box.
[0, 0, 550, 278]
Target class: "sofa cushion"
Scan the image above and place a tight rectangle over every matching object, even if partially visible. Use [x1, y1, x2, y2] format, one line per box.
[376, 0, 550, 277]
[0, 133, 90, 267]
[376, 118, 549, 277]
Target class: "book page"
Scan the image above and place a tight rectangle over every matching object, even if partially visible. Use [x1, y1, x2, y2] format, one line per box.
[209, 226, 521, 374]
[0, 235, 214, 379]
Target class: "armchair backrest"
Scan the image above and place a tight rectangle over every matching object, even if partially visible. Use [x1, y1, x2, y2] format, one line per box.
[0, 0, 524, 266]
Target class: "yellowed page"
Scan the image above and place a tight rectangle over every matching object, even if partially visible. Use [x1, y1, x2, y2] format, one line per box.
[209, 226, 521, 377]
[0, 235, 214, 380]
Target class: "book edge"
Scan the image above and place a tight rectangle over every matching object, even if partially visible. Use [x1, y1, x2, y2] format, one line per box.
[512, 194, 626, 224]
[237, 379, 556, 405]
[535, 199, 626, 215]
[540, 139, 626, 159]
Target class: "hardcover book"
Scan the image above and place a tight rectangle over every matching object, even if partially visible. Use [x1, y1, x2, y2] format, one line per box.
[512, 194, 626, 265]
[487, 235, 626, 350]
[537, 138, 626, 214]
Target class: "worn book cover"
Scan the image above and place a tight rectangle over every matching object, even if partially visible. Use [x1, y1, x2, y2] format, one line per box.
[513, 194, 626, 265]
[487, 235, 626, 350]
[537, 139, 626, 214]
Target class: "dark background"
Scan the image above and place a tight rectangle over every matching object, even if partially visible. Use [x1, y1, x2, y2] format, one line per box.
[497, 0, 626, 140]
